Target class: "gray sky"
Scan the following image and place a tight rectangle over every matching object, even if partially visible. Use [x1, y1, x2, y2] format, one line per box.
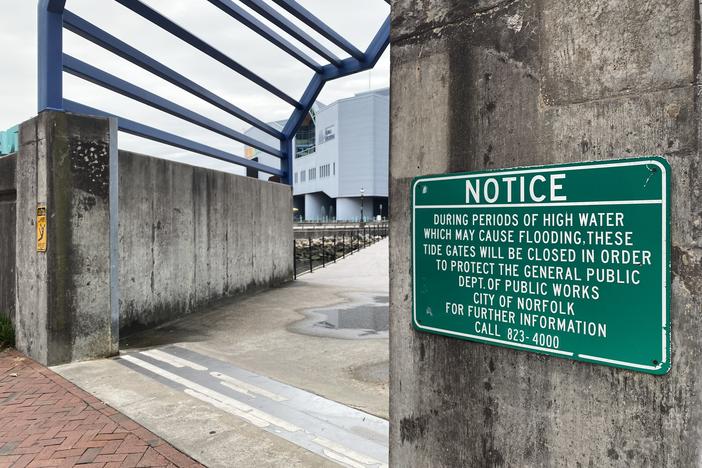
[0, 0, 389, 174]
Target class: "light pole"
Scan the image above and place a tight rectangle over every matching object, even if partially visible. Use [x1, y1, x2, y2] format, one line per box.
[360, 188, 365, 224]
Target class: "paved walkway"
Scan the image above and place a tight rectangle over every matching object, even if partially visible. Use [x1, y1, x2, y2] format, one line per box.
[54, 239, 389, 467]
[0, 350, 202, 468]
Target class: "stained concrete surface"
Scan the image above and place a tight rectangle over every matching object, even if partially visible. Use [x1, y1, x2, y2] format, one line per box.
[15, 112, 117, 365]
[118, 151, 293, 332]
[0, 154, 15, 322]
[54, 239, 389, 467]
[390, 0, 702, 466]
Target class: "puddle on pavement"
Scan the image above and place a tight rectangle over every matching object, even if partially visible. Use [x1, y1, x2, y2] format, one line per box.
[289, 293, 389, 340]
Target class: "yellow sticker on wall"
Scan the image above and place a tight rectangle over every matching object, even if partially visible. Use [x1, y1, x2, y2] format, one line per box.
[37, 204, 47, 252]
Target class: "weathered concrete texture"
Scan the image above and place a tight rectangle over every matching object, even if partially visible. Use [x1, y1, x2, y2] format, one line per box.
[16, 111, 117, 365]
[118, 152, 293, 331]
[390, 0, 701, 466]
[0, 154, 16, 321]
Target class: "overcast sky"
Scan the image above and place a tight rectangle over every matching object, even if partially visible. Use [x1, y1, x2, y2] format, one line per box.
[0, 0, 389, 174]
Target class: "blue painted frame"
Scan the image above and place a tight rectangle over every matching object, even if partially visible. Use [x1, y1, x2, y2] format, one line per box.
[37, 0, 390, 184]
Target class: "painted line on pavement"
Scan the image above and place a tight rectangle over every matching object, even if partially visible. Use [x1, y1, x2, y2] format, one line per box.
[120, 354, 301, 432]
[141, 349, 208, 371]
[314, 436, 387, 467]
[212, 371, 288, 401]
[118, 348, 388, 467]
[185, 389, 269, 428]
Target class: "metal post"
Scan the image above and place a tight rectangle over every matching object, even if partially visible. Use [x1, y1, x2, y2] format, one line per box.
[333, 234, 336, 263]
[322, 235, 325, 267]
[308, 234, 313, 273]
[360, 188, 365, 223]
[38, 0, 66, 111]
[293, 237, 297, 279]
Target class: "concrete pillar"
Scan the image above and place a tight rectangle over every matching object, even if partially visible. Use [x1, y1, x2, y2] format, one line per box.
[16, 111, 118, 365]
[337, 197, 373, 221]
[390, 1, 700, 466]
[0, 154, 16, 322]
[304, 193, 324, 220]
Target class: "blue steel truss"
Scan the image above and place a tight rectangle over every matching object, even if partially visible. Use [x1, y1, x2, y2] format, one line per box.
[38, 0, 390, 184]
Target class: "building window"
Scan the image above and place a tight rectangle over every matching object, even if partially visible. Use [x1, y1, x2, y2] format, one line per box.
[309, 168, 316, 180]
[333, 162, 335, 175]
[319, 164, 331, 178]
[294, 172, 298, 184]
[295, 112, 316, 158]
[300, 171, 306, 182]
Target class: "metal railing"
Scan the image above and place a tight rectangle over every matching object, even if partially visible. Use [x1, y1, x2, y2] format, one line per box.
[293, 223, 388, 278]
[38, 0, 390, 184]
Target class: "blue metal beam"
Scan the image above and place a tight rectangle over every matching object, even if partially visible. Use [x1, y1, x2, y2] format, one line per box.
[282, 15, 390, 141]
[113, 0, 302, 108]
[207, 0, 322, 73]
[280, 137, 294, 185]
[279, 13, 390, 184]
[63, 100, 284, 176]
[320, 16, 390, 81]
[38, 0, 65, 111]
[63, 11, 283, 140]
[45, 0, 65, 13]
[240, 0, 342, 67]
[270, 0, 364, 61]
[63, 55, 283, 158]
[38, 1, 390, 184]
[282, 73, 323, 139]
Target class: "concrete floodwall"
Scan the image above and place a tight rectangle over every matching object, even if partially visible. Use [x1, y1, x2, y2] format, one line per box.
[118, 151, 293, 332]
[7, 111, 292, 365]
[390, 1, 700, 466]
[0, 154, 16, 321]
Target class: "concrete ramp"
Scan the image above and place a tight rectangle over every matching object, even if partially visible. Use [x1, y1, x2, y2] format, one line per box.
[53, 239, 389, 467]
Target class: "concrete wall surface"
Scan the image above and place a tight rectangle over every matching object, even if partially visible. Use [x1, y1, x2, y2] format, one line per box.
[336, 196, 375, 222]
[16, 111, 117, 365]
[0, 154, 16, 321]
[118, 151, 293, 332]
[389, 1, 701, 466]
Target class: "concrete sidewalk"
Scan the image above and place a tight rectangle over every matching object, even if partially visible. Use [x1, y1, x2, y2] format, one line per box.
[0, 349, 202, 468]
[54, 239, 389, 467]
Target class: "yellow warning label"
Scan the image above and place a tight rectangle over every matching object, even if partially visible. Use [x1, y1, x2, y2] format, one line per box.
[37, 204, 47, 252]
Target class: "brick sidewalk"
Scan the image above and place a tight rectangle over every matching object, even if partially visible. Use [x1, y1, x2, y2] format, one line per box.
[0, 349, 204, 468]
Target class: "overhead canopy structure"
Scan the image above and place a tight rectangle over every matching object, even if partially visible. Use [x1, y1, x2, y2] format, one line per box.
[38, 0, 390, 184]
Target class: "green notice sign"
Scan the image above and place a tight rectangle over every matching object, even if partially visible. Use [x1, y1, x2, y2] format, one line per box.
[412, 157, 670, 374]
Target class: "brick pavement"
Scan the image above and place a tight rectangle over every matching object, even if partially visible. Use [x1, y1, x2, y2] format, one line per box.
[0, 349, 204, 468]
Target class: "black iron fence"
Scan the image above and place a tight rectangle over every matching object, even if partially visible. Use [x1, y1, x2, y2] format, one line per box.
[293, 222, 388, 278]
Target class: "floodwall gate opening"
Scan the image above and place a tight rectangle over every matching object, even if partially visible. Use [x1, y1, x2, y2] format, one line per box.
[12, 0, 390, 365]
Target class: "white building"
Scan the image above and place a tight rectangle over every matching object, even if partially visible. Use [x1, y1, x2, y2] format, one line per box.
[244, 88, 389, 221]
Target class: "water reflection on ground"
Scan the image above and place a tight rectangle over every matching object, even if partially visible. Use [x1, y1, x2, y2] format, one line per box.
[288, 292, 389, 340]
